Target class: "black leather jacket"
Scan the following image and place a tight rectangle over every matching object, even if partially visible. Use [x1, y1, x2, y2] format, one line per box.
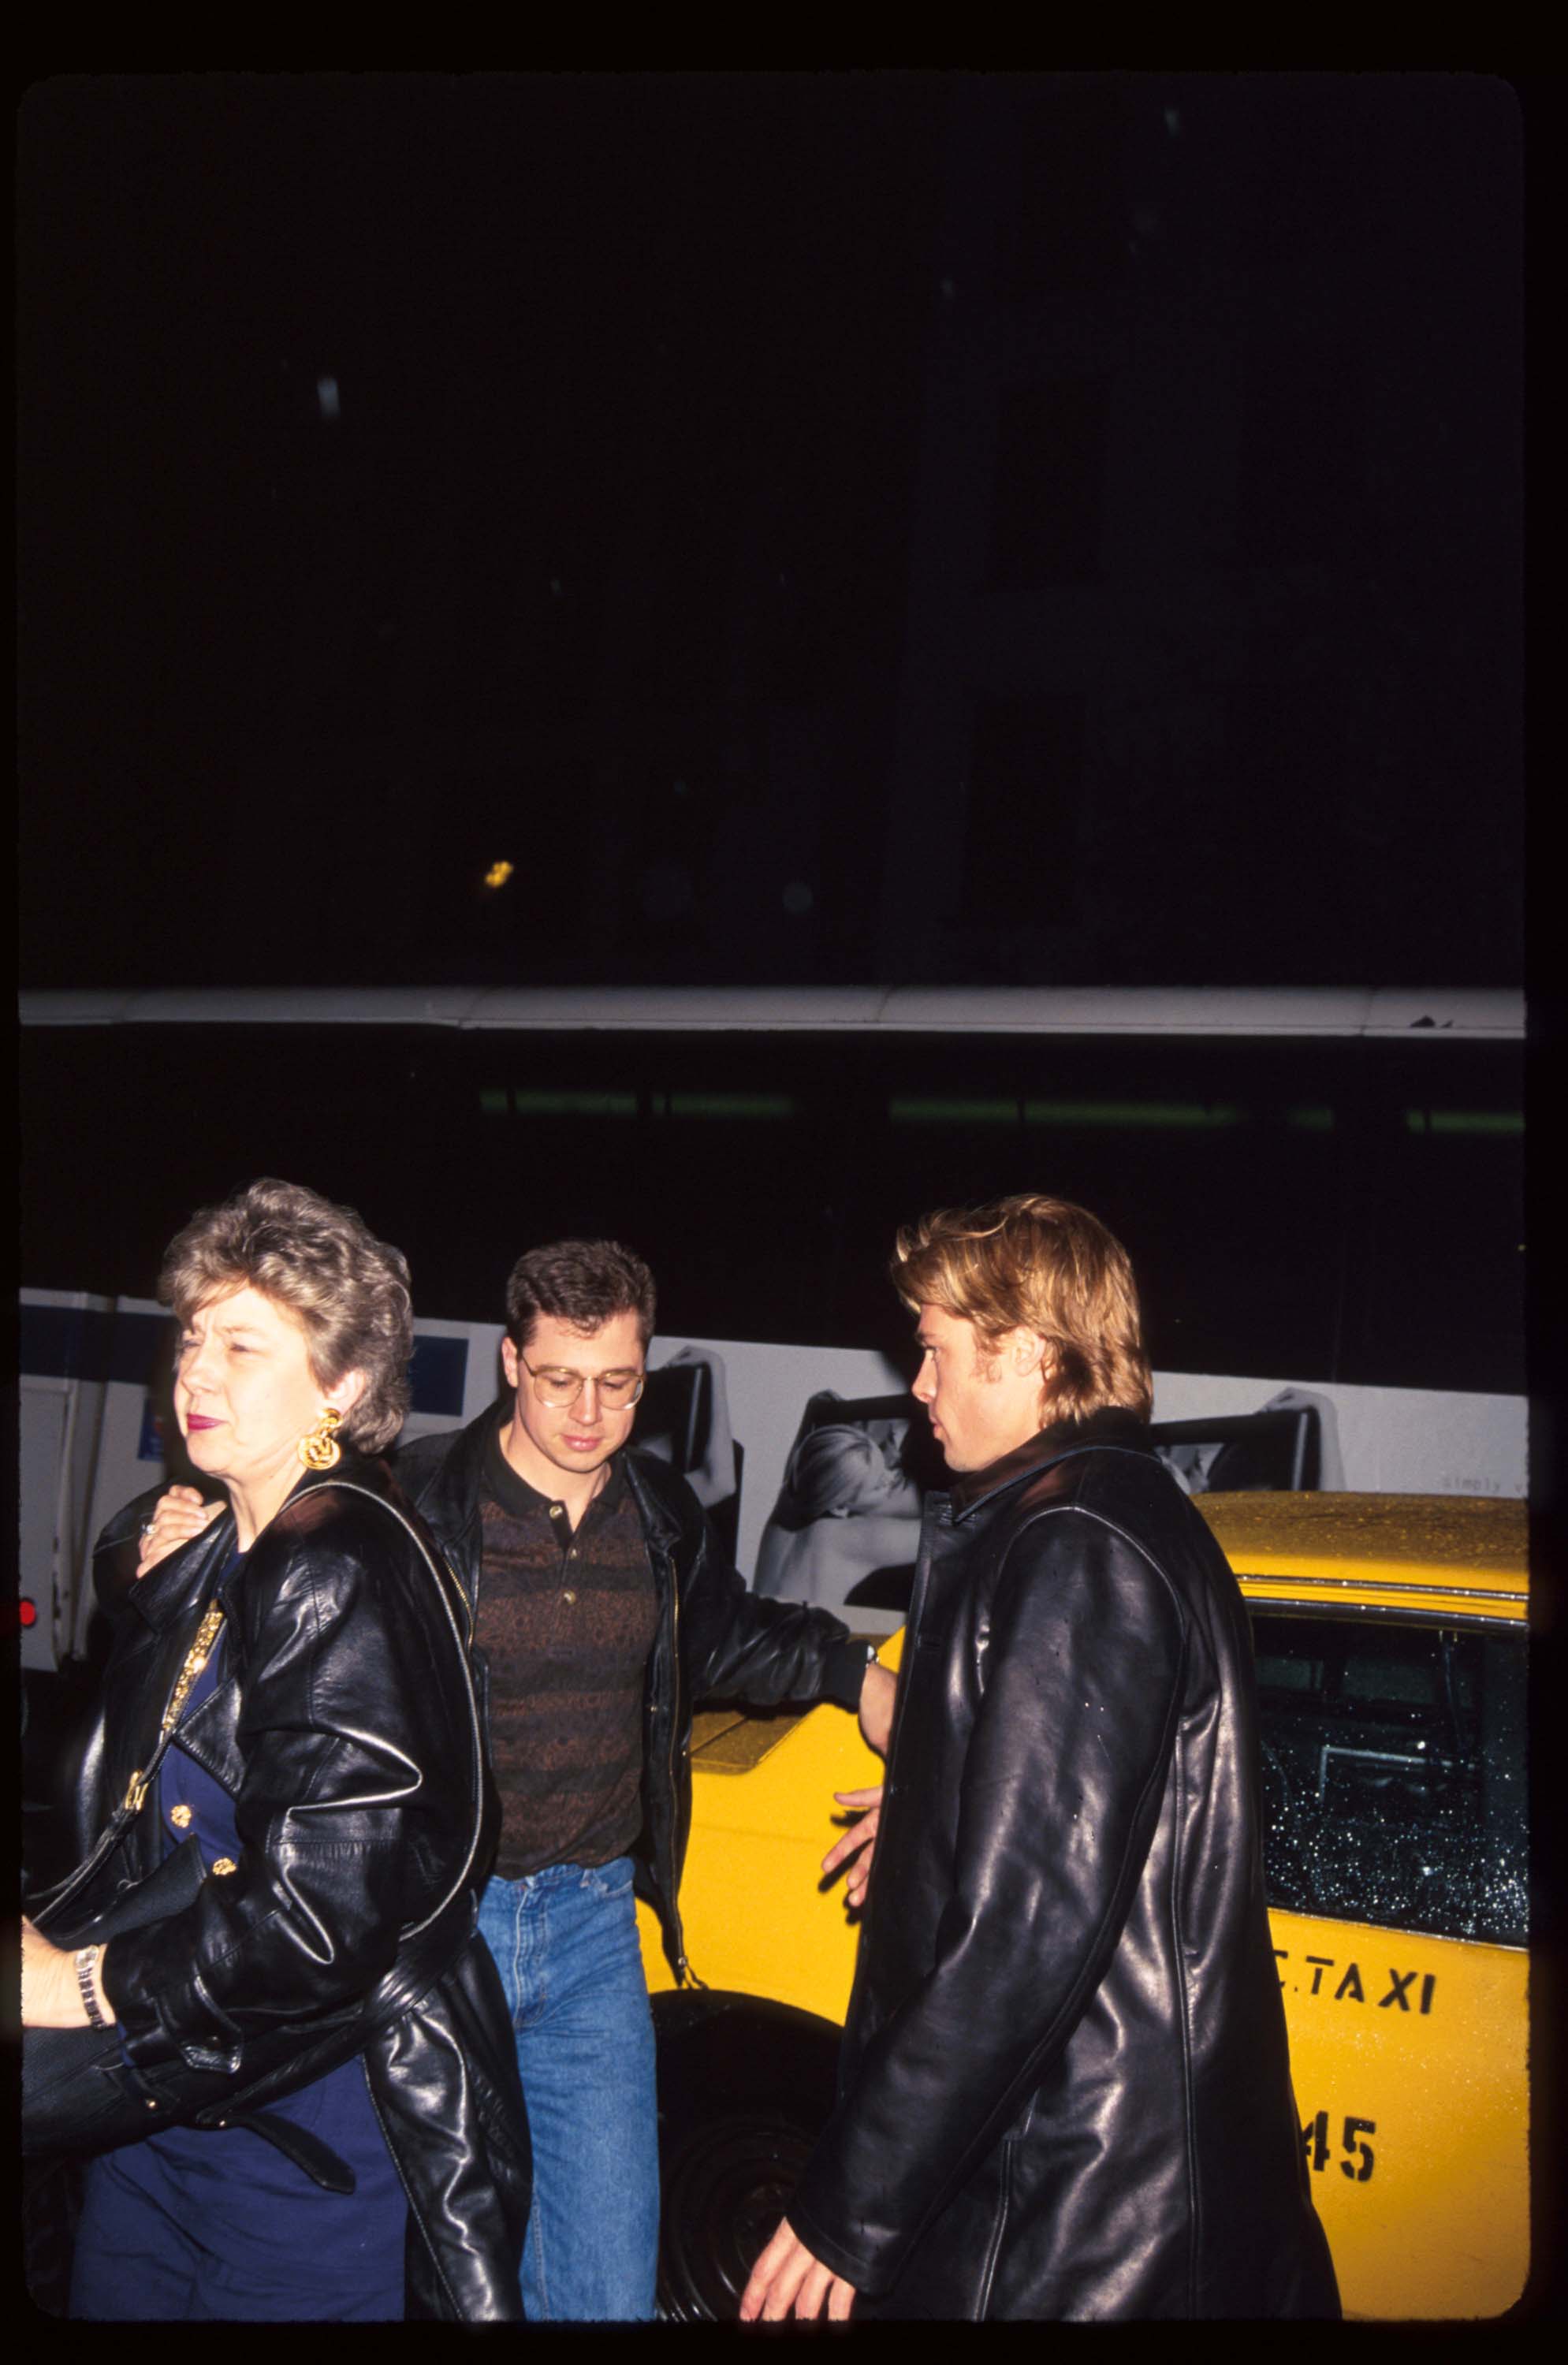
[396, 1406, 868, 1980]
[787, 1415, 1339, 2320]
[79, 1455, 531, 2322]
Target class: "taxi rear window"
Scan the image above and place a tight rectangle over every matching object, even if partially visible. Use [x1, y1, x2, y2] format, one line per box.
[1246, 1613, 1526, 1947]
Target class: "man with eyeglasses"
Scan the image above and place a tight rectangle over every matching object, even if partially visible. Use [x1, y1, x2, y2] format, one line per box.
[393, 1239, 895, 2323]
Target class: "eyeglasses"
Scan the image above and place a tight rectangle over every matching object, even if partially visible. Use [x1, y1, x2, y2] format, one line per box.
[517, 1354, 646, 1410]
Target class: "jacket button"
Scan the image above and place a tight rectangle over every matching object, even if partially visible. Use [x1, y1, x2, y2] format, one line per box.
[211, 1857, 237, 1876]
[563, 1589, 577, 1604]
[169, 1804, 193, 1830]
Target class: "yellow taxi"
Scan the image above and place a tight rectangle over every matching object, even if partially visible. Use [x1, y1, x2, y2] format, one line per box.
[639, 1492, 1529, 2321]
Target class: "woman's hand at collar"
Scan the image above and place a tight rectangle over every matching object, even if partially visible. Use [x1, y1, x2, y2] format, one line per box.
[136, 1484, 225, 1577]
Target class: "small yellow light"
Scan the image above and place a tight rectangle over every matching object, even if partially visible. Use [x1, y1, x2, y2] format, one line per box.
[483, 859, 516, 891]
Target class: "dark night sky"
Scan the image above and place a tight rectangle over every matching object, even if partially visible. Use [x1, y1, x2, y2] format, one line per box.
[17, 73, 1524, 993]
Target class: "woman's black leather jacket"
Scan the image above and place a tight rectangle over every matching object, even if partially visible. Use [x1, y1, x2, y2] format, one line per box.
[71, 1454, 531, 2322]
[787, 1415, 1339, 2319]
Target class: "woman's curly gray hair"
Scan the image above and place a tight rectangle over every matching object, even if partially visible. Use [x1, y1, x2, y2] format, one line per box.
[158, 1178, 415, 1453]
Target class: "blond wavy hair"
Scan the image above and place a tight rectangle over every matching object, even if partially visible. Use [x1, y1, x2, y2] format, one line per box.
[891, 1193, 1153, 1425]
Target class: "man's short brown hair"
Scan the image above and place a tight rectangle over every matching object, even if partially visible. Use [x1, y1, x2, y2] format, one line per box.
[504, 1238, 657, 1353]
[891, 1193, 1153, 1424]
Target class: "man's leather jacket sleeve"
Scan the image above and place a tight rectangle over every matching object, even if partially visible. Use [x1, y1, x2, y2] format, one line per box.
[642, 1462, 866, 1713]
[786, 1510, 1188, 2293]
[103, 1510, 468, 2076]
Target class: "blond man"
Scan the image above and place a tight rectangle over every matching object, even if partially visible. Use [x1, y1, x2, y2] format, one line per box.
[744, 1195, 1338, 2322]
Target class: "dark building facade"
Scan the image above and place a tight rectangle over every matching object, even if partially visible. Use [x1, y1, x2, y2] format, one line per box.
[18, 76, 1521, 994]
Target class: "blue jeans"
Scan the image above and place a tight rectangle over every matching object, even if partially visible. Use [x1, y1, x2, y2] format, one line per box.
[477, 1859, 660, 2322]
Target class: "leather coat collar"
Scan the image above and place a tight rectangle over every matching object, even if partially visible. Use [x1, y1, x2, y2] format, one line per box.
[401, 1406, 493, 1594]
[947, 1406, 1153, 1518]
[620, 1447, 683, 1551]
[121, 1454, 404, 1630]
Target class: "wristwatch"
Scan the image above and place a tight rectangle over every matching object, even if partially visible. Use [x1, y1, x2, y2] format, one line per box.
[74, 1944, 109, 2030]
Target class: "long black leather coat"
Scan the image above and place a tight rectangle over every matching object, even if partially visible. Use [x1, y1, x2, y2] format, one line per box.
[76, 1455, 531, 2322]
[787, 1414, 1339, 2320]
[397, 1407, 866, 1980]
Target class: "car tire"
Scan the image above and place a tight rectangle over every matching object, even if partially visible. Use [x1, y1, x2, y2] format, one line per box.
[654, 1992, 840, 2323]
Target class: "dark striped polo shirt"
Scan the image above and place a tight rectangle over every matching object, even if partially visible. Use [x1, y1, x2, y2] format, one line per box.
[478, 1416, 658, 1880]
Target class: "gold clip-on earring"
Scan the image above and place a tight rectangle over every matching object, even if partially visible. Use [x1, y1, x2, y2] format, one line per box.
[298, 1405, 343, 1471]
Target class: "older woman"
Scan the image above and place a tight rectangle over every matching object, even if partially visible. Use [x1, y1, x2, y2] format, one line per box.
[21, 1179, 530, 2321]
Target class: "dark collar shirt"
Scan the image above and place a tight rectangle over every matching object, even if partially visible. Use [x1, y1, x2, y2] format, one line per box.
[477, 1417, 658, 1880]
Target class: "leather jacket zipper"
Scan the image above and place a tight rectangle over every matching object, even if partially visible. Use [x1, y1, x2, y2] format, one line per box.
[665, 1545, 698, 1983]
[624, 1469, 699, 1987]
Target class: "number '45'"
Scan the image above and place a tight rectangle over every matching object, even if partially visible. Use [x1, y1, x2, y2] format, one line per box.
[1302, 2110, 1375, 2181]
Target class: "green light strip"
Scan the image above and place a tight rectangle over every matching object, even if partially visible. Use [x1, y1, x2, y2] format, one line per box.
[511, 1090, 638, 1117]
[1023, 1101, 1245, 1129]
[887, 1097, 1252, 1128]
[1405, 1110, 1524, 1137]
[1287, 1107, 1335, 1132]
[666, 1093, 795, 1119]
[889, 1098, 1018, 1125]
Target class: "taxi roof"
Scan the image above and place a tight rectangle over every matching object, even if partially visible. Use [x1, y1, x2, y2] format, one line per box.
[1197, 1490, 1527, 1619]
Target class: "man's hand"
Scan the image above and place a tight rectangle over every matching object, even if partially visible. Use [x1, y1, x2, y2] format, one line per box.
[739, 2217, 857, 2322]
[823, 1786, 883, 1910]
[136, 1484, 223, 1577]
[856, 1659, 896, 1755]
